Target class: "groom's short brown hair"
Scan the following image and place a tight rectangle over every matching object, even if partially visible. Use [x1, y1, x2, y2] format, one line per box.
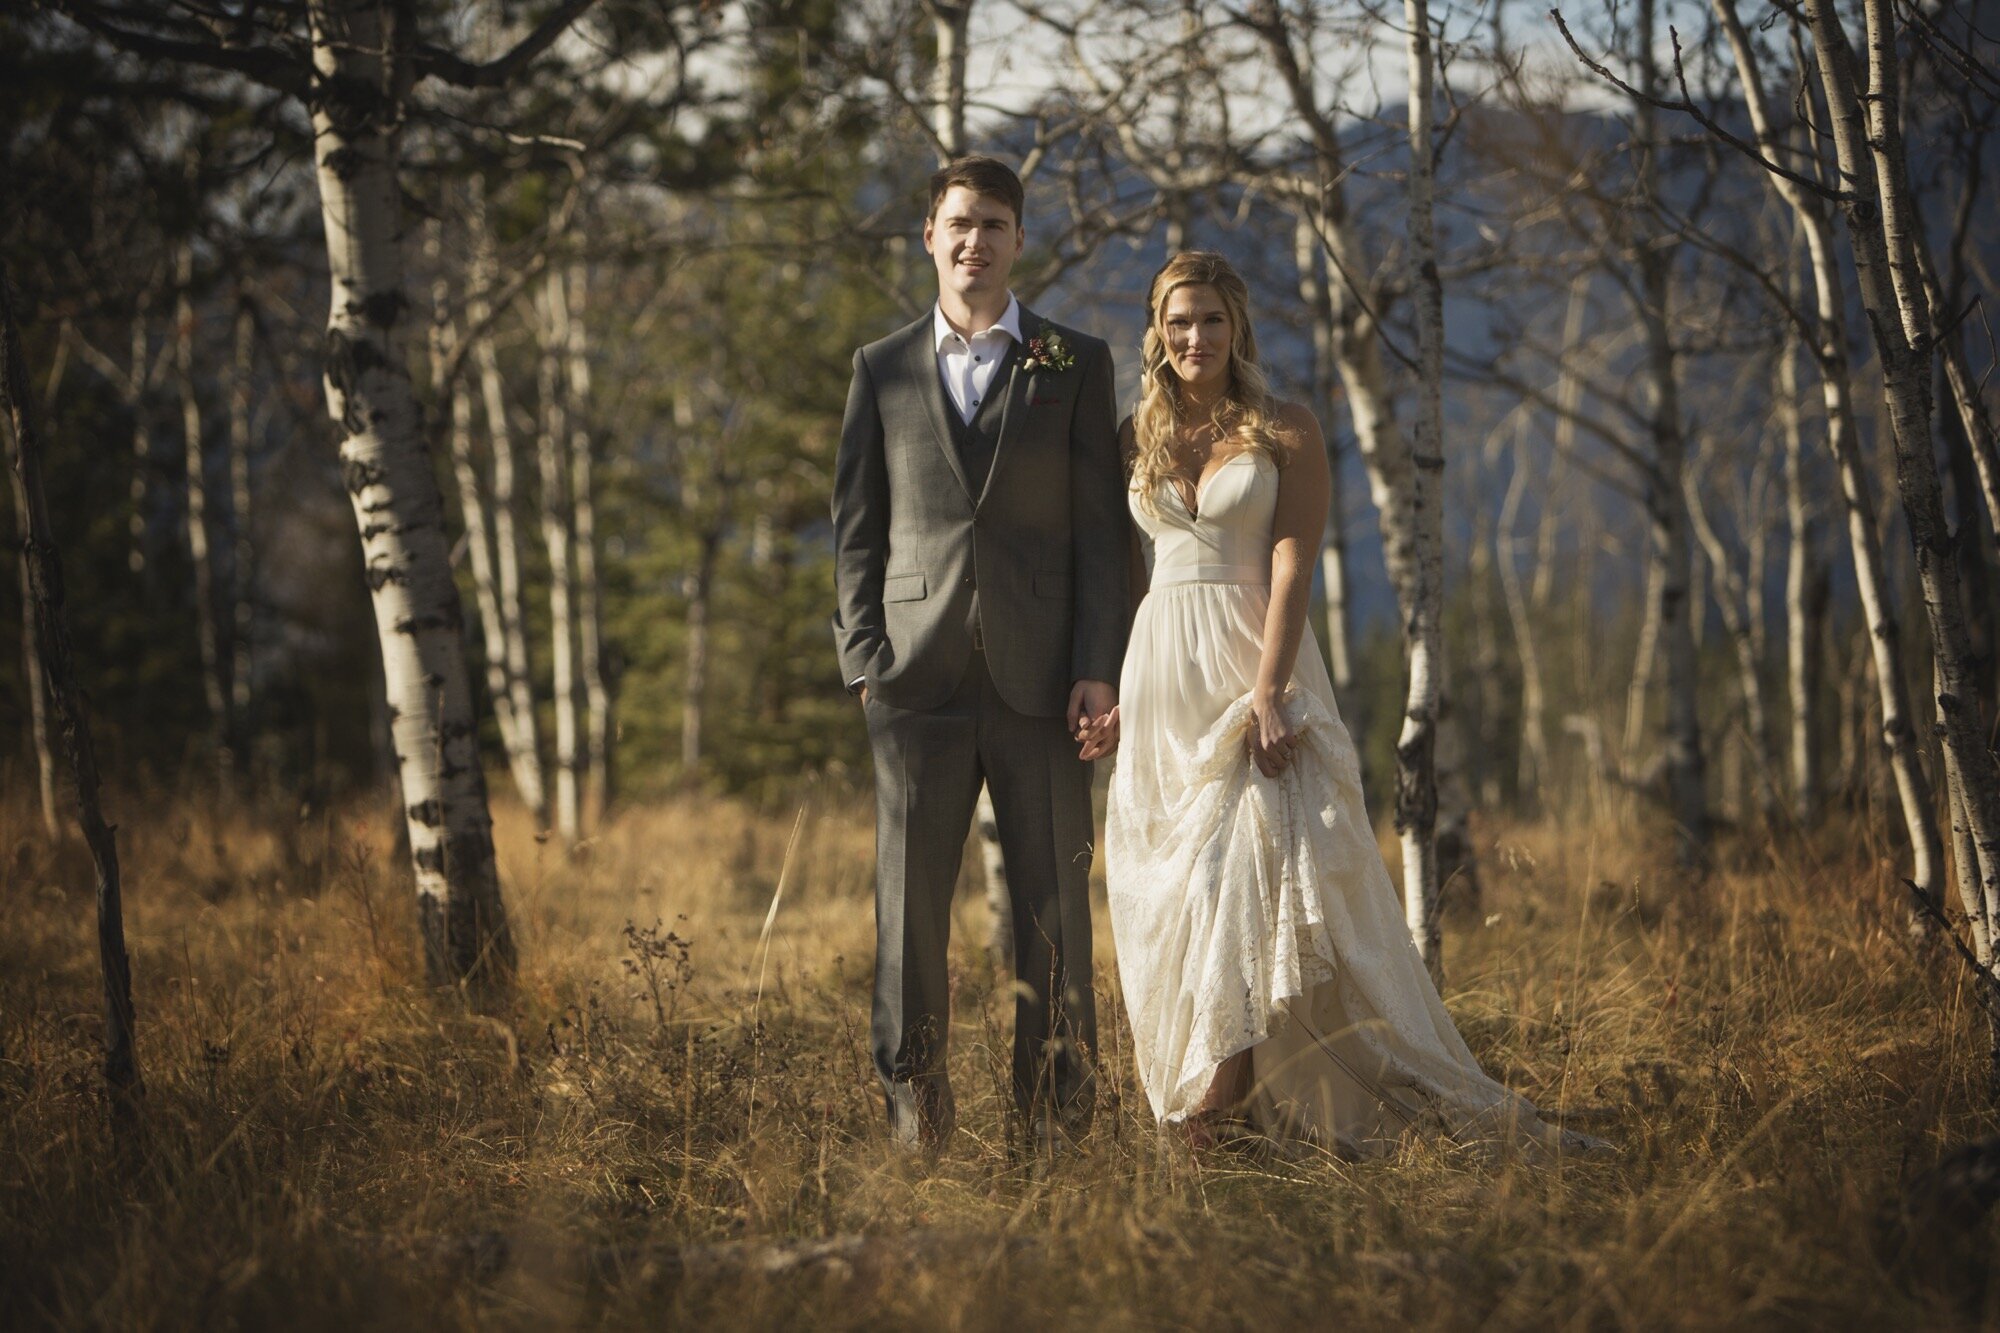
[928, 156, 1024, 227]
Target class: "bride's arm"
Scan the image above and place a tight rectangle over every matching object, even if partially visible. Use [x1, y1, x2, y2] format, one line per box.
[1250, 403, 1331, 776]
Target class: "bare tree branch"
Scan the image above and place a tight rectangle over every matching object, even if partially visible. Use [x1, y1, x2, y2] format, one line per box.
[1549, 6, 1853, 203]
[412, 0, 601, 89]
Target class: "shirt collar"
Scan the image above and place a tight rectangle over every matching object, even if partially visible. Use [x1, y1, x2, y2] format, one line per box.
[933, 294, 1024, 352]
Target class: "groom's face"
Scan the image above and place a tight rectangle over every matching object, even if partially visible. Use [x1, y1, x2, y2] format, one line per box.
[924, 186, 1024, 304]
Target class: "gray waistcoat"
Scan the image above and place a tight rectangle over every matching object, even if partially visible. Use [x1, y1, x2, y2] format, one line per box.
[944, 342, 1019, 494]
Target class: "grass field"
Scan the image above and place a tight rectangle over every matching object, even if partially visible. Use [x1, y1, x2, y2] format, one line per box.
[2, 781, 1995, 1329]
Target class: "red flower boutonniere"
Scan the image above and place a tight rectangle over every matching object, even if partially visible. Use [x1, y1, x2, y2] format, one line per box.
[1024, 329, 1075, 373]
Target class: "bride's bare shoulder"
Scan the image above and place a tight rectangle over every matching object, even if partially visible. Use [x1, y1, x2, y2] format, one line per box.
[1268, 399, 1325, 461]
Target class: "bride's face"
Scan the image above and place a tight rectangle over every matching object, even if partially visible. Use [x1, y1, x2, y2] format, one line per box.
[1161, 283, 1232, 391]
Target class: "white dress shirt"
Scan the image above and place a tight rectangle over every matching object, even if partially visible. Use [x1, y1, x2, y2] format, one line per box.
[933, 295, 1023, 423]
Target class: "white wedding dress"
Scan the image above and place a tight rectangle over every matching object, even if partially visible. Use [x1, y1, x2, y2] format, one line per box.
[1106, 451, 1585, 1157]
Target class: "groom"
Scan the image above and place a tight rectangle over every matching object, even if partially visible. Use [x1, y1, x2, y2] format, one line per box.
[830, 156, 1129, 1151]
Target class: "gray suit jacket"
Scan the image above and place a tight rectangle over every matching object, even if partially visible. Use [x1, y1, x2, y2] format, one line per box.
[830, 306, 1129, 718]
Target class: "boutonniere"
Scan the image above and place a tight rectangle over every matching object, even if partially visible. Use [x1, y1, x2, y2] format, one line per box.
[1024, 328, 1075, 373]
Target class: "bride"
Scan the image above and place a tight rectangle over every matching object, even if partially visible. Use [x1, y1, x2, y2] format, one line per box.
[1083, 251, 1593, 1157]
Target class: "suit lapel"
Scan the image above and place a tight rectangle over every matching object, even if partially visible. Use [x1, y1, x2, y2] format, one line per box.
[903, 319, 976, 504]
[976, 310, 1039, 511]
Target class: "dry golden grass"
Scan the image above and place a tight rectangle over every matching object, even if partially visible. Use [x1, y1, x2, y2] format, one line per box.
[2, 781, 1995, 1330]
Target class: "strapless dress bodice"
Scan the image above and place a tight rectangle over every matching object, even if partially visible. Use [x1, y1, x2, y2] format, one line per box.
[1130, 451, 1277, 589]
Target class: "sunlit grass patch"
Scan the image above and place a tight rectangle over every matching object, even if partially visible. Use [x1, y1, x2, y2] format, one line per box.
[0, 788, 1992, 1328]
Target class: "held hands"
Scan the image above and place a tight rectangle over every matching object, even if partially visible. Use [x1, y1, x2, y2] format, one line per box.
[1249, 686, 1300, 778]
[1069, 680, 1119, 760]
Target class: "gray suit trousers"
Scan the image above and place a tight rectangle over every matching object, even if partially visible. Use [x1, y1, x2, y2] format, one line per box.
[864, 647, 1098, 1147]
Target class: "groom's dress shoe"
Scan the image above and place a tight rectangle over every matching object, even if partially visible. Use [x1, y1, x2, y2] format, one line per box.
[883, 1074, 956, 1155]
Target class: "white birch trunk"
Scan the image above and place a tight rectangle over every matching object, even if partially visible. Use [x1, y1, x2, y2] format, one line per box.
[1398, 0, 1447, 978]
[1780, 300, 1820, 826]
[1803, 0, 1996, 946]
[1298, 144, 1480, 934]
[1712, 0, 1944, 913]
[308, 0, 512, 990]
[1292, 209, 1355, 696]
[428, 223, 537, 825]
[1939, 659, 1992, 961]
[1624, 554, 1663, 761]
[923, 0, 971, 160]
[467, 186, 546, 826]
[1921, 242, 2000, 536]
[175, 241, 228, 776]
[1239, 3, 1482, 932]
[1745, 453, 1771, 674]
[1498, 416, 1548, 806]
[562, 260, 614, 819]
[1938, 664, 2000, 1081]
[975, 786, 1012, 965]
[537, 266, 582, 841]
[1468, 491, 1505, 807]
[1685, 450, 1773, 819]
[1532, 283, 1581, 620]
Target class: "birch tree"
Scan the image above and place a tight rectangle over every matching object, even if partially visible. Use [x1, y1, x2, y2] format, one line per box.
[428, 218, 544, 830]
[1226, 0, 1483, 959]
[39, 0, 611, 990]
[467, 184, 548, 826]
[1684, 0, 1950, 922]
[174, 239, 229, 774]
[1777, 289, 1822, 827]
[1685, 436, 1775, 820]
[1601, 0, 2000, 1032]
[309, 0, 527, 986]
[536, 264, 583, 842]
[1624, 0, 1707, 865]
[1809, 0, 2000, 971]
[1394, 0, 1449, 974]
[921, 0, 972, 156]
[1292, 209, 1357, 703]
[1496, 413, 1547, 804]
[562, 259, 616, 819]
[67, 306, 162, 578]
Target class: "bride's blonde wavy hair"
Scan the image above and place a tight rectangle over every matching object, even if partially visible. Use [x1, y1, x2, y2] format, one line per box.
[1130, 251, 1285, 513]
